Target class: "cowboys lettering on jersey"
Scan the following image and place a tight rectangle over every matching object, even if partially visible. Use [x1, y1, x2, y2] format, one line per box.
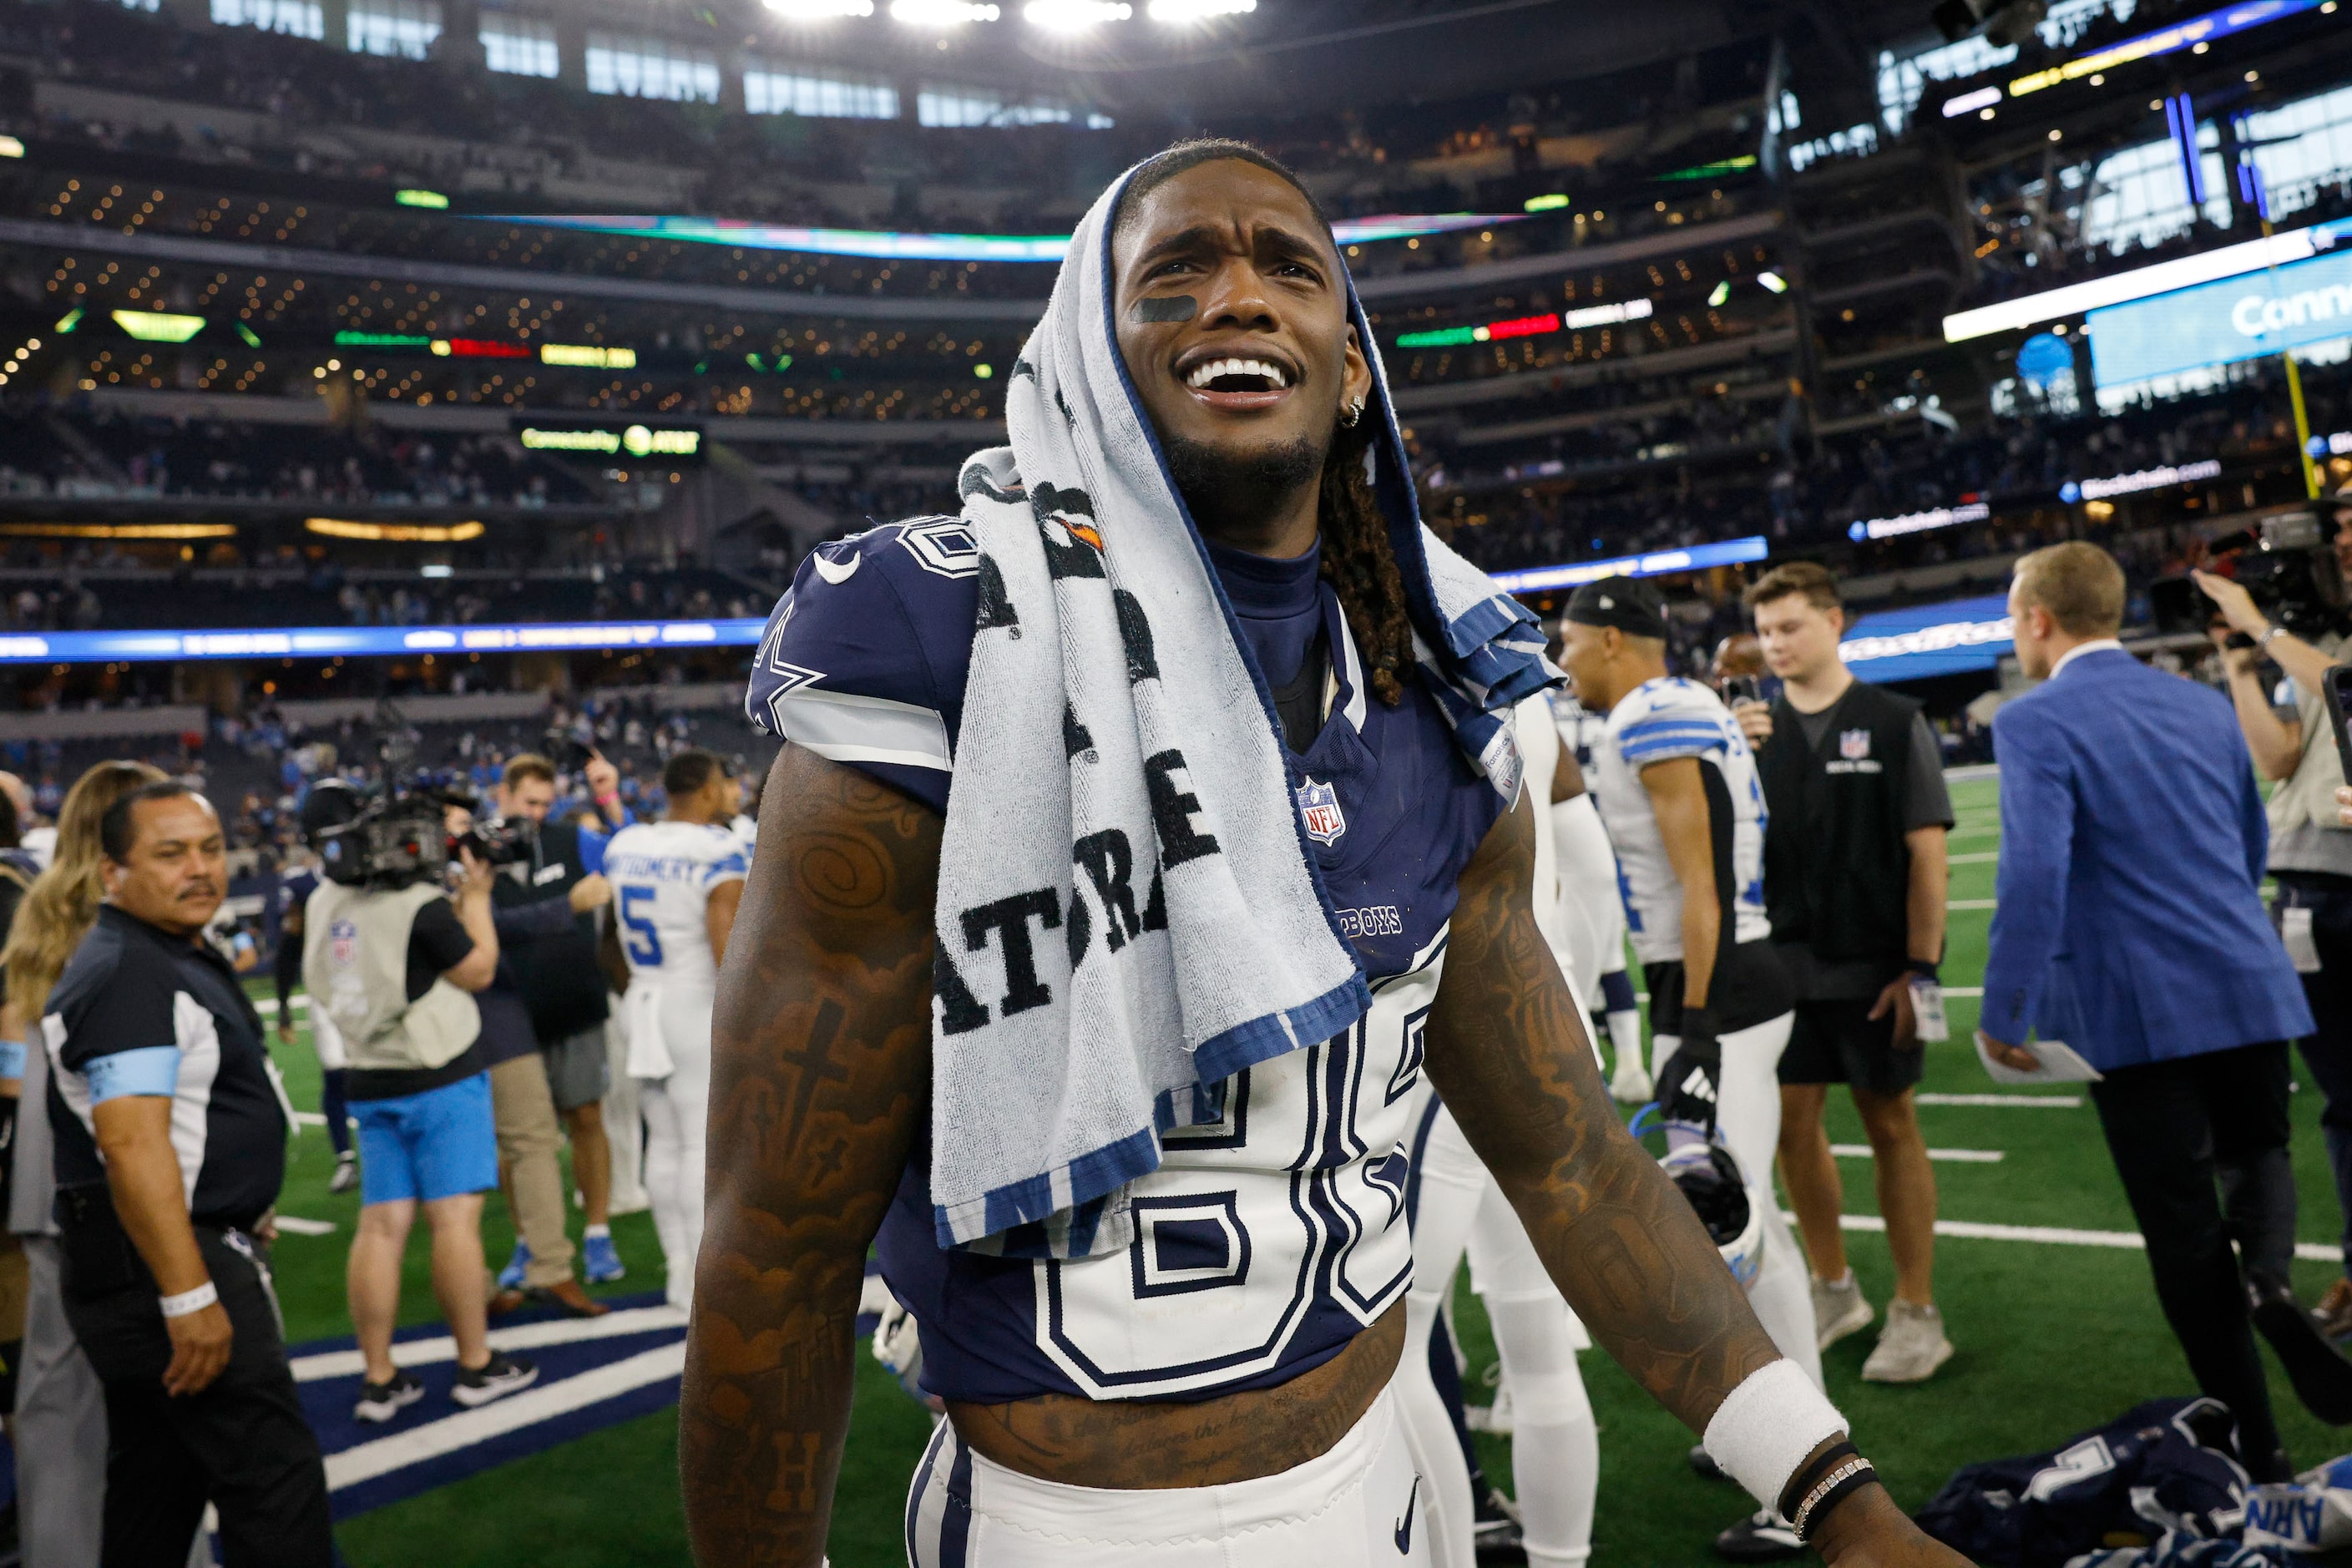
[747, 518, 1504, 1402]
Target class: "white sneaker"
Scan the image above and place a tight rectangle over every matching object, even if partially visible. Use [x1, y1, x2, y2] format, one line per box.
[1813, 1270, 1875, 1352]
[1862, 1299, 1954, 1383]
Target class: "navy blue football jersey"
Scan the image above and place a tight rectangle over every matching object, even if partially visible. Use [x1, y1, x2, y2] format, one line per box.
[746, 518, 1507, 1403]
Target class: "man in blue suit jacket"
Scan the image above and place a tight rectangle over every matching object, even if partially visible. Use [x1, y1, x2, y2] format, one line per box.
[1984, 542, 2322, 1481]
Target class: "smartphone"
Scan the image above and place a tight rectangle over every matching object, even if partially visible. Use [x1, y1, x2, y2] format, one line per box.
[2324, 665, 2352, 787]
[1722, 675, 1763, 706]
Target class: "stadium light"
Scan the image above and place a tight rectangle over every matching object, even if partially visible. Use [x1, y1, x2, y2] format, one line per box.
[1025, 0, 1130, 23]
[1756, 271, 1788, 293]
[764, 0, 875, 13]
[112, 310, 205, 343]
[891, 0, 1000, 21]
[1148, 0, 1255, 18]
[1708, 281, 1731, 307]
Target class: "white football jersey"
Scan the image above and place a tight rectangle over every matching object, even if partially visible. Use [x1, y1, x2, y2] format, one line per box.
[601, 820, 750, 989]
[1555, 695, 1610, 776]
[1590, 676, 1771, 965]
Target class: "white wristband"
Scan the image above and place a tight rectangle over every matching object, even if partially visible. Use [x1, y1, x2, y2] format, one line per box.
[1702, 1359, 1848, 1514]
[158, 1281, 219, 1319]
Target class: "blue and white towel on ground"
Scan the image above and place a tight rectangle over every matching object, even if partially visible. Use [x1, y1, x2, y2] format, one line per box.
[928, 151, 1552, 1258]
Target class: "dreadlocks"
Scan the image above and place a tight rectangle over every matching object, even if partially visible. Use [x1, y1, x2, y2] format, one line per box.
[1317, 414, 1415, 706]
[1114, 137, 1419, 708]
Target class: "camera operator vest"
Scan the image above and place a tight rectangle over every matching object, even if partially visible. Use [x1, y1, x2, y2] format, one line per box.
[301, 881, 480, 1075]
[1756, 680, 1921, 970]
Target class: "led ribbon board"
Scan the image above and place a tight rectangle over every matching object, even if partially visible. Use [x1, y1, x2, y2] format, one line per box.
[1944, 217, 2352, 342]
[2005, 0, 2327, 98]
[1839, 593, 2014, 682]
[513, 419, 702, 458]
[0, 619, 768, 665]
[1396, 299, 1653, 350]
[2086, 243, 2352, 387]
[1487, 536, 1768, 596]
[484, 212, 1527, 262]
[1848, 503, 1992, 542]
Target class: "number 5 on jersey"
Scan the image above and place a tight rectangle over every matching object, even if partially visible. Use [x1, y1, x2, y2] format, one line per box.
[620, 885, 662, 967]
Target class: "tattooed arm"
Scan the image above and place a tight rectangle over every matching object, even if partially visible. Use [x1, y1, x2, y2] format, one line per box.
[682, 746, 939, 1568]
[1424, 797, 1970, 1567]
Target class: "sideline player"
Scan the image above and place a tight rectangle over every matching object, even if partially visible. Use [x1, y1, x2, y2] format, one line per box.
[1558, 574, 1825, 1562]
[686, 142, 1969, 1568]
[599, 750, 746, 1311]
[1550, 664, 1650, 1104]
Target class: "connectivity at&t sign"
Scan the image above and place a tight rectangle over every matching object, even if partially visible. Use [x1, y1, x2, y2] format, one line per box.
[2088, 240, 2352, 388]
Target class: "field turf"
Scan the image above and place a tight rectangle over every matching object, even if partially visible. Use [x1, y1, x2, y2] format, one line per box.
[260, 775, 2352, 1566]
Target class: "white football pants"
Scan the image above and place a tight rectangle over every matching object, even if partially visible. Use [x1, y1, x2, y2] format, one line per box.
[602, 995, 650, 1216]
[1651, 1012, 1823, 1388]
[635, 986, 715, 1311]
[1395, 1095, 1598, 1568]
[905, 1387, 1430, 1566]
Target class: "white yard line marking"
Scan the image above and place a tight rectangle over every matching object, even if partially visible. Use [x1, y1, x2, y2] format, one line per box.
[291, 1304, 688, 1383]
[1808, 1211, 2337, 1262]
[1945, 986, 1984, 998]
[254, 997, 308, 1018]
[1831, 1145, 2005, 1163]
[272, 1216, 336, 1236]
[1951, 852, 2000, 864]
[1949, 899, 1998, 911]
[292, 1111, 326, 1127]
[323, 1341, 685, 1491]
[1914, 1092, 2080, 1108]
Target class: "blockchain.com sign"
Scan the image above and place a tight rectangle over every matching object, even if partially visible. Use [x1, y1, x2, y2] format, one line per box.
[2087, 240, 2352, 388]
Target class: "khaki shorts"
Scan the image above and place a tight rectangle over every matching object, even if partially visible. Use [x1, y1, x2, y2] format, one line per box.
[543, 1024, 611, 1113]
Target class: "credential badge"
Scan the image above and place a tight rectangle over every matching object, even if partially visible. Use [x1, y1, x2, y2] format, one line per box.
[1296, 777, 1348, 846]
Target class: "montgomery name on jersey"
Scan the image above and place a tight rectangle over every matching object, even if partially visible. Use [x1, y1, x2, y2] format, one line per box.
[1590, 675, 1772, 966]
[600, 820, 748, 991]
[746, 518, 1506, 1404]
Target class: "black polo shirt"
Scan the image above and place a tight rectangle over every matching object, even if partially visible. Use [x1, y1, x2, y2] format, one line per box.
[44, 905, 287, 1227]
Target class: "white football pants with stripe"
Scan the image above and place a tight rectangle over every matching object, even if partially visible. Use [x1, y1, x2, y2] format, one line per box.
[903, 1387, 1431, 1566]
[1651, 1013, 1823, 1389]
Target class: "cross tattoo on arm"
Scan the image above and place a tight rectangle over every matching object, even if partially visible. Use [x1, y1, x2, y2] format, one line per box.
[777, 998, 852, 1156]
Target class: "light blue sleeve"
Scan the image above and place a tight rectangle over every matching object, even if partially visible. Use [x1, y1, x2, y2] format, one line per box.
[578, 825, 608, 875]
[702, 852, 751, 885]
[84, 1045, 182, 1104]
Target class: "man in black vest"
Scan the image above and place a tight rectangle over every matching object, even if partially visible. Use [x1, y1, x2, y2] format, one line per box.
[1738, 562, 1956, 1385]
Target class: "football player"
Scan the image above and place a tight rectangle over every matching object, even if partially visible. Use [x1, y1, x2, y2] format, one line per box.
[685, 143, 1968, 1568]
[599, 749, 746, 1311]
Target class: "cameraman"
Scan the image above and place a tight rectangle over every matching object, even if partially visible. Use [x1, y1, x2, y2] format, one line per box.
[2199, 551, 2352, 1337]
[481, 756, 623, 1301]
[306, 799, 538, 1420]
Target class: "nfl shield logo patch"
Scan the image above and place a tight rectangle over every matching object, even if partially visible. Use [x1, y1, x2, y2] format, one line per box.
[1296, 778, 1348, 846]
[330, 919, 359, 969]
[1839, 729, 1872, 761]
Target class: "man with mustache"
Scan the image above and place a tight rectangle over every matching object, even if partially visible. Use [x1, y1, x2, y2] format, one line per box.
[42, 781, 331, 1565]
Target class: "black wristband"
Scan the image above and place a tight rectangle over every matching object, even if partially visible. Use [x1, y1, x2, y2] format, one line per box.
[1793, 1462, 1877, 1543]
[1907, 959, 1940, 982]
[1778, 1439, 1859, 1521]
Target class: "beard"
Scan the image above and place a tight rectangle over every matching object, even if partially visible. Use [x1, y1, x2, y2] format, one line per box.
[1162, 431, 1326, 539]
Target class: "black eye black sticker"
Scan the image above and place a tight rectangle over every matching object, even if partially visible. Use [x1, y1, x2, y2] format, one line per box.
[1130, 295, 1198, 324]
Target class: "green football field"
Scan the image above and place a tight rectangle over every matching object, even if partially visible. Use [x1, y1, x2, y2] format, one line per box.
[259, 774, 2352, 1567]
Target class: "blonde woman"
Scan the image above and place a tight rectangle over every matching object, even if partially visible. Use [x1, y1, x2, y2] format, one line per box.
[0, 760, 163, 1568]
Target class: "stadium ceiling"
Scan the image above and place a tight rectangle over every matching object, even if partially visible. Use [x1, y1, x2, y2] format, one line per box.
[695, 0, 1936, 116]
